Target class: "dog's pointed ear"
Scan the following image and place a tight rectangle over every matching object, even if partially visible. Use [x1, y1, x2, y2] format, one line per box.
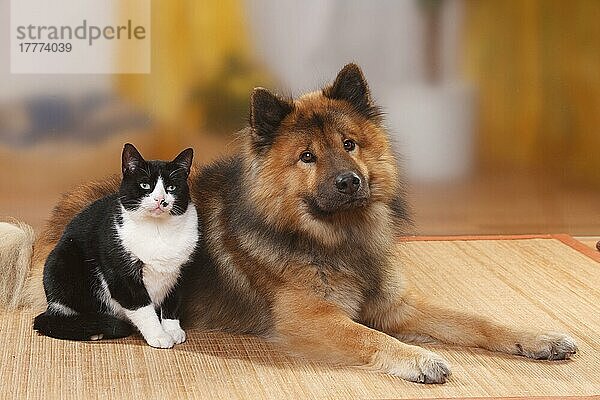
[122, 143, 145, 175]
[250, 87, 293, 149]
[324, 63, 378, 119]
[171, 148, 193, 176]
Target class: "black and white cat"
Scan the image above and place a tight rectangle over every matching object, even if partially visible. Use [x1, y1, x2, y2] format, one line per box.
[34, 144, 199, 348]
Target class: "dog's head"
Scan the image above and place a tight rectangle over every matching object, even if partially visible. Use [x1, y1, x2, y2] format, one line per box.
[244, 64, 406, 240]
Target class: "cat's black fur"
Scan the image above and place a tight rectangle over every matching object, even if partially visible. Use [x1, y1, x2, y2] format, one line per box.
[34, 144, 197, 346]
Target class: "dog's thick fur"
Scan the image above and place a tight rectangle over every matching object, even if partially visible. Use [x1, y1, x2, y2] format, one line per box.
[1, 64, 576, 383]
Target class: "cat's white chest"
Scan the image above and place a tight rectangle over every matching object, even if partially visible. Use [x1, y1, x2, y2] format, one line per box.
[116, 205, 198, 305]
[142, 267, 180, 306]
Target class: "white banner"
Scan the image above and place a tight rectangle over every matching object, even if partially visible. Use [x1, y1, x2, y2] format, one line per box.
[10, 0, 151, 74]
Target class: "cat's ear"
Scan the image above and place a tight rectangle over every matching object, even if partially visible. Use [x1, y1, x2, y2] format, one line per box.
[171, 148, 194, 176]
[249, 87, 293, 151]
[122, 143, 145, 175]
[323, 63, 379, 119]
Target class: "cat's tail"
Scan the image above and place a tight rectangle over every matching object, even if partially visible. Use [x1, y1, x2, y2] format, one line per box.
[33, 311, 134, 341]
[0, 219, 35, 309]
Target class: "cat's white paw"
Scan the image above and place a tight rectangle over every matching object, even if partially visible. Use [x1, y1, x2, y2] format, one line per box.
[162, 319, 186, 344]
[165, 327, 186, 344]
[144, 331, 175, 349]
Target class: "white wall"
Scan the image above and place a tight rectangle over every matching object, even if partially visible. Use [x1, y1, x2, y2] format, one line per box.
[244, 0, 464, 100]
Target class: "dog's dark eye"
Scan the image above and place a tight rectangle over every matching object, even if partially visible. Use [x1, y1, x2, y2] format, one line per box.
[343, 139, 356, 152]
[300, 151, 316, 163]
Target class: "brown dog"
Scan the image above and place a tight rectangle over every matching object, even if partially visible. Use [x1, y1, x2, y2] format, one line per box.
[5, 64, 576, 383]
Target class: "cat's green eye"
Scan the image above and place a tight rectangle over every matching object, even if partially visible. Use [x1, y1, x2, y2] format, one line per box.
[140, 183, 151, 190]
[166, 185, 176, 192]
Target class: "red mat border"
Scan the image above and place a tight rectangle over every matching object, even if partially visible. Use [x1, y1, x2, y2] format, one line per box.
[400, 234, 600, 264]
[414, 397, 600, 400]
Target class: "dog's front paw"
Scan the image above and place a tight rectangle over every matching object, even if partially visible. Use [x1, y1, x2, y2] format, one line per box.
[414, 351, 451, 384]
[161, 319, 186, 344]
[387, 349, 451, 384]
[144, 331, 175, 349]
[517, 332, 577, 360]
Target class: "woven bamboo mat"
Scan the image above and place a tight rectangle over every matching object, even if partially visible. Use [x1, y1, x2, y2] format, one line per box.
[1, 236, 599, 400]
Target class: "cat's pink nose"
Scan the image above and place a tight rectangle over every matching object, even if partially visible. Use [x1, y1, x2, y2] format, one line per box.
[154, 195, 164, 202]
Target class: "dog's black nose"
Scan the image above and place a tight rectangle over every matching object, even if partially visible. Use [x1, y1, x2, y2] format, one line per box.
[335, 172, 361, 194]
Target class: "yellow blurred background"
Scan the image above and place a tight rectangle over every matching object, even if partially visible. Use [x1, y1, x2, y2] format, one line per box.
[0, 0, 598, 236]
[464, 0, 600, 184]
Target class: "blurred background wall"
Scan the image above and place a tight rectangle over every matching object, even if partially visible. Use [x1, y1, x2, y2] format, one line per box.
[464, 0, 600, 186]
[1, 0, 599, 235]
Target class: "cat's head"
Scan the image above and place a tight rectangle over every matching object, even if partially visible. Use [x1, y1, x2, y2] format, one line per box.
[119, 143, 194, 218]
